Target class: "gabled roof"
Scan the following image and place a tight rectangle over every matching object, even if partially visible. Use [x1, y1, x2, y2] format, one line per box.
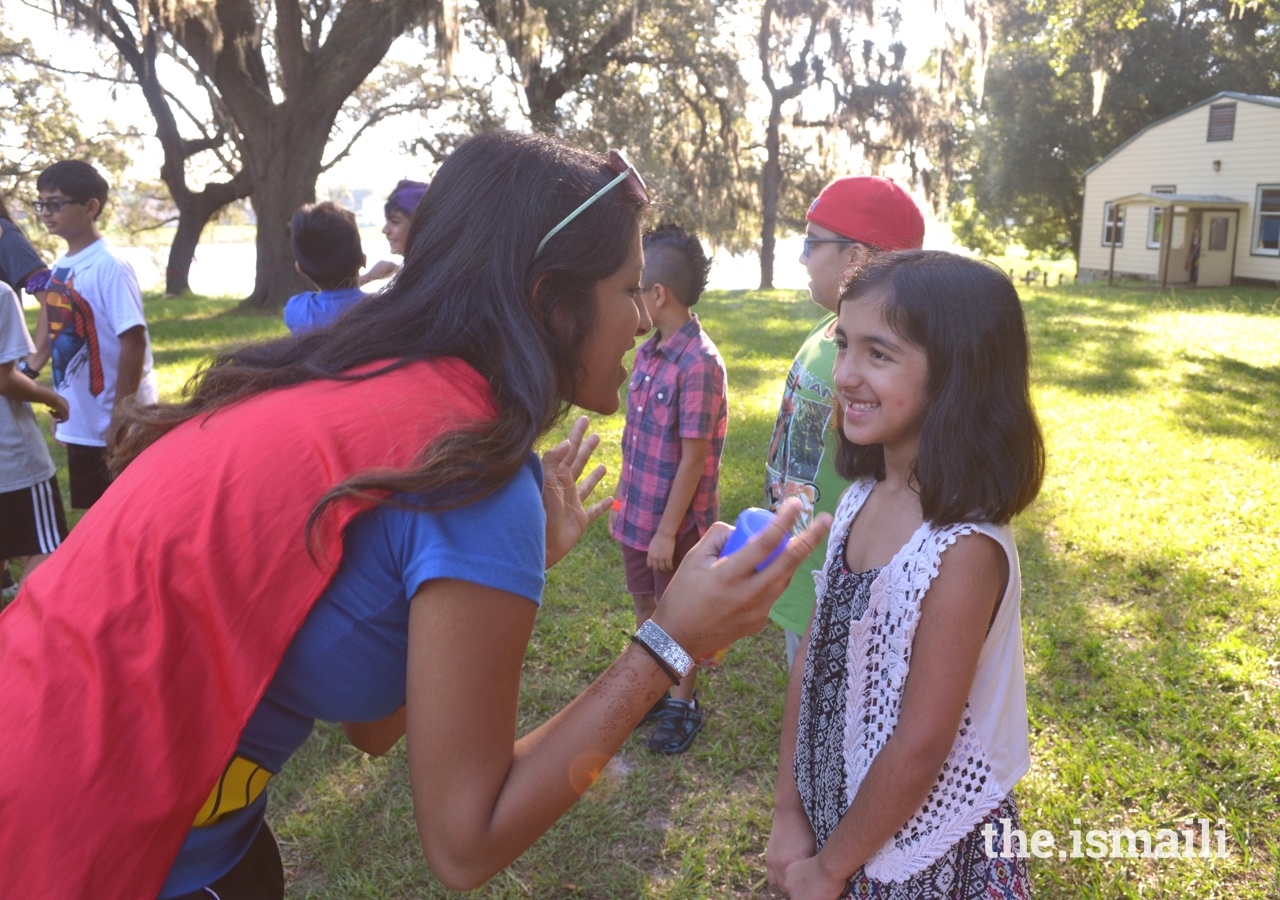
[1083, 91, 1280, 180]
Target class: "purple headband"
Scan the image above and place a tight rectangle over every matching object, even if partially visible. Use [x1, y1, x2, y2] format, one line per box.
[386, 179, 429, 216]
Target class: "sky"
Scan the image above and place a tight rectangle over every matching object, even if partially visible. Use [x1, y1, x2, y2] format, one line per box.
[3, 0, 956, 293]
[4, 0, 440, 197]
[6, 0, 953, 189]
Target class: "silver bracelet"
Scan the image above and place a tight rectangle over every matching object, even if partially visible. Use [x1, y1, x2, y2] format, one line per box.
[632, 619, 694, 683]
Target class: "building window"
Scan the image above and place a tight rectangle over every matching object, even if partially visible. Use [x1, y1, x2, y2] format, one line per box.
[1207, 103, 1236, 141]
[1103, 202, 1125, 247]
[1254, 185, 1280, 256]
[1148, 185, 1175, 248]
[1208, 217, 1229, 252]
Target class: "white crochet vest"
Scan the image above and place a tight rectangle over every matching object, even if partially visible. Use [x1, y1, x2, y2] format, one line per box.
[812, 479, 1030, 881]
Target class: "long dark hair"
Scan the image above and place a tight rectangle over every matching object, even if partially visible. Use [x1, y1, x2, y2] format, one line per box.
[113, 131, 649, 530]
[834, 250, 1045, 525]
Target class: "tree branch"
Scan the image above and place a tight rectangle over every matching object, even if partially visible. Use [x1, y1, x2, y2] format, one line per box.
[321, 98, 443, 171]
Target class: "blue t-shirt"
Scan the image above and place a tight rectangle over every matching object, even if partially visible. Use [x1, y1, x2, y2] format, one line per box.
[282, 286, 367, 334]
[160, 455, 546, 897]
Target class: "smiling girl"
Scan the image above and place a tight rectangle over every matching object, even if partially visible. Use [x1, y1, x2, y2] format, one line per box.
[767, 250, 1045, 899]
[361, 178, 429, 284]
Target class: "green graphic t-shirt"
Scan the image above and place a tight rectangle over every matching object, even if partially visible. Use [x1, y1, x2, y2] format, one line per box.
[764, 313, 847, 635]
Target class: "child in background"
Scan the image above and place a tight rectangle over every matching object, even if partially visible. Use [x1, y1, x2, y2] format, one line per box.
[361, 179, 429, 284]
[35, 160, 157, 510]
[0, 194, 55, 593]
[0, 194, 52, 306]
[0, 281, 68, 590]
[283, 202, 367, 335]
[610, 223, 727, 754]
[764, 176, 925, 671]
[767, 251, 1044, 899]
[0, 196, 52, 384]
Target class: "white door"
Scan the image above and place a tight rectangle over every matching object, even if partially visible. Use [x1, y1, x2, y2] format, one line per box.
[1198, 211, 1236, 287]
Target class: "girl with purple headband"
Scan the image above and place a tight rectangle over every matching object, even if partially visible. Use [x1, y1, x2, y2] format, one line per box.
[361, 178, 429, 284]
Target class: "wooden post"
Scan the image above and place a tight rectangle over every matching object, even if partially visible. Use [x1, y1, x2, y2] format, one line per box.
[1159, 204, 1172, 288]
[1107, 204, 1120, 285]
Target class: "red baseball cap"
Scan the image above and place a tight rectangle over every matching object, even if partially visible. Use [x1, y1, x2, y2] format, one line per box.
[806, 176, 924, 251]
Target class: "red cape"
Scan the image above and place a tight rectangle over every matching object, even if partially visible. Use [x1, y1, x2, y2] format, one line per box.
[0, 357, 495, 898]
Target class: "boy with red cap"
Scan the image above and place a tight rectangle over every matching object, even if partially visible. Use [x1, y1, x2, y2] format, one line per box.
[763, 176, 925, 669]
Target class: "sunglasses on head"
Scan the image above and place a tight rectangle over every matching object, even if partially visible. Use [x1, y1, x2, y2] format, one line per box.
[535, 149, 649, 258]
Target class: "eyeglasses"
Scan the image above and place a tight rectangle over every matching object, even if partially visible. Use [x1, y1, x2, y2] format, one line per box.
[801, 236, 875, 260]
[535, 149, 649, 258]
[33, 198, 87, 214]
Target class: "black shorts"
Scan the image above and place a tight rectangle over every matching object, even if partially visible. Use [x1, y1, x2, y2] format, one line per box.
[66, 443, 112, 509]
[0, 475, 69, 558]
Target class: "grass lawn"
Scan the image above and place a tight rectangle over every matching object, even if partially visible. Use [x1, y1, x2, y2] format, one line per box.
[17, 279, 1280, 897]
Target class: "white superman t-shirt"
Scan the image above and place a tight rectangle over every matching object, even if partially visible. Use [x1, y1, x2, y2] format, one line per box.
[46, 239, 158, 446]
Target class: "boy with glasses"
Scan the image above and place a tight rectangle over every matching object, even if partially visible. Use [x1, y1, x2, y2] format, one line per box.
[33, 160, 157, 509]
[763, 176, 924, 670]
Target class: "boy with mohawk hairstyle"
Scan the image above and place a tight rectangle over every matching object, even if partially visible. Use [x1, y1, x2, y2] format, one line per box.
[610, 223, 728, 754]
[283, 201, 367, 335]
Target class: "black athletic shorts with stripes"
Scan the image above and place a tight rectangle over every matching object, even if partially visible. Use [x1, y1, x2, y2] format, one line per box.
[0, 475, 69, 558]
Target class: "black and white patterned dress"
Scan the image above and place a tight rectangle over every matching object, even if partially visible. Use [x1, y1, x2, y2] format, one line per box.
[794, 537, 1032, 900]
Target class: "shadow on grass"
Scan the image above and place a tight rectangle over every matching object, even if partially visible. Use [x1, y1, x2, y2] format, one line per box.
[1036, 284, 1280, 317]
[1031, 317, 1159, 396]
[1022, 285, 1280, 399]
[147, 306, 285, 372]
[1173, 353, 1280, 456]
[700, 292, 823, 397]
[1013, 512, 1279, 897]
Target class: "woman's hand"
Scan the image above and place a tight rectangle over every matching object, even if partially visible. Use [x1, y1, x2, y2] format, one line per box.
[766, 807, 817, 892]
[650, 498, 832, 662]
[542, 416, 610, 568]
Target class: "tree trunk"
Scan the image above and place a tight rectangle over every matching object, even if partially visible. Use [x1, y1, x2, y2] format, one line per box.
[53, 6, 255, 298]
[164, 170, 255, 296]
[756, 0, 822, 290]
[759, 97, 784, 291]
[164, 208, 210, 297]
[239, 113, 332, 310]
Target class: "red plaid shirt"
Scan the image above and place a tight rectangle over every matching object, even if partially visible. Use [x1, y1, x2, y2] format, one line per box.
[610, 315, 728, 551]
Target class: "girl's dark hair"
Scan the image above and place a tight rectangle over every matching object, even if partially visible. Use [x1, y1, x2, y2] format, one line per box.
[112, 131, 649, 534]
[834, 249, 1045, 525]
